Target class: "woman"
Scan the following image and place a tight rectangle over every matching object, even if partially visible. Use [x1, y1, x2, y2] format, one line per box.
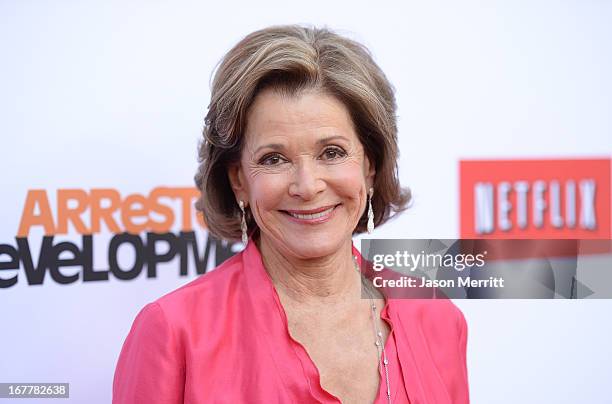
[113, 25, 469, 403]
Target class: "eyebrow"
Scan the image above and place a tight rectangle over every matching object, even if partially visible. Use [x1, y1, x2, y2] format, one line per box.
[253, 135, 350, 154]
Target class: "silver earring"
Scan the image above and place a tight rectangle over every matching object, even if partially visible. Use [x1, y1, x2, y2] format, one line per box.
[367, 187, 374, 234]
[239, 200, 248, 244]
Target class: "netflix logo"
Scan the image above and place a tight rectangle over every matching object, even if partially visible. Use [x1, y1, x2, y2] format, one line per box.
[460, 159, 611, 238]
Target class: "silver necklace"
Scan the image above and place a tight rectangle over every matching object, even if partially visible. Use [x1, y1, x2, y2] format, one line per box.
[353, 255, 392, 404]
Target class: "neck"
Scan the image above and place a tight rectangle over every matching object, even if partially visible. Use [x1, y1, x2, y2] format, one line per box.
[256, 235, 360, 306]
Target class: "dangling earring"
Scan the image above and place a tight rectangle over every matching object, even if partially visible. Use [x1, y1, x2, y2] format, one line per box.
[238, 200, 248, 244]
[367, 187, 374, 234]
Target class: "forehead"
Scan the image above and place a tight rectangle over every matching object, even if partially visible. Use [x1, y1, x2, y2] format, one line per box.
[244, 88, 357, 146]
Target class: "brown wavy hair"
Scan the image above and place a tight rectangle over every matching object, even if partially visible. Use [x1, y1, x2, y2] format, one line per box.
[195, 24, 411, 241]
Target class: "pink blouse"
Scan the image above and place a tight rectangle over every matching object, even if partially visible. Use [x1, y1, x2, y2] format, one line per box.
[113, 239, 469, 403]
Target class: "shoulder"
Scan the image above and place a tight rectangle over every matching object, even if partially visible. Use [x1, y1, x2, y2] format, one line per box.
[118, 251, 246, 353]
[114, 251, 250, 402]
[156, 251, 244, 311]
[131, 251, 246, 332]
[389, 297, 469, 390]
[389, 297, 467, 337]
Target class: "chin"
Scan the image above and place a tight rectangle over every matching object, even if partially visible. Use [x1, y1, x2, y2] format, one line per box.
[277, 232, 349, 260]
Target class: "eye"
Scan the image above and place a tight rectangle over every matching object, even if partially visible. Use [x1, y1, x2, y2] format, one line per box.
[259, 153, 287, 166]
[321, 146, 347, 161]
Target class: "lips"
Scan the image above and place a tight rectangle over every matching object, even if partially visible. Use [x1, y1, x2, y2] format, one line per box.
[281, 204, 340, 221]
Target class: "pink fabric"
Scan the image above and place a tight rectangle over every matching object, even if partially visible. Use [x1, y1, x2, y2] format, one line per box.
[113, 239, 469, 403]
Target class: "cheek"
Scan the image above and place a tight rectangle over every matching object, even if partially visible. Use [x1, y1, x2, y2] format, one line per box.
[247, 174, 288, 211]
[328, 163, 367, 204]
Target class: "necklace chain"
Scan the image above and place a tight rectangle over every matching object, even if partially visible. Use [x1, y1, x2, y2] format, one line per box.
[353, 255, 392, 404]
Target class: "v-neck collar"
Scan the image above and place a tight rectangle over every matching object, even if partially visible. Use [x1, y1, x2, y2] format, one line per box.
[241, 237, 418, 403]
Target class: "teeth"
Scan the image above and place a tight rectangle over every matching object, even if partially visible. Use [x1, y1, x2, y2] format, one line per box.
[289, 206, 335, 220]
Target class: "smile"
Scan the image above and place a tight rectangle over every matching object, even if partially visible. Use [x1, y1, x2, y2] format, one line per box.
[281, 204, 340, 223]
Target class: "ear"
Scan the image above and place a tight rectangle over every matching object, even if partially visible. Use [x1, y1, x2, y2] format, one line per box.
[227, 162, 248, 205]
[364, 155, 376, 190]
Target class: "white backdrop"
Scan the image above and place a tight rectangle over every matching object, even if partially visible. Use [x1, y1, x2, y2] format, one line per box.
[1, 1, 611, 403]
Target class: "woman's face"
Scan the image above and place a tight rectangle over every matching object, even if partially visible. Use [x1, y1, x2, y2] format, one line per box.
[228, 88, 375, 260]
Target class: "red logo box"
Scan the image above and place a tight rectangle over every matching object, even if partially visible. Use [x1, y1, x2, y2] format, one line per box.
[460, 158, 611, 239]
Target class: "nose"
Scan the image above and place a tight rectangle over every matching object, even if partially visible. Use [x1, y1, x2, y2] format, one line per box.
[288, 158, 326, 200]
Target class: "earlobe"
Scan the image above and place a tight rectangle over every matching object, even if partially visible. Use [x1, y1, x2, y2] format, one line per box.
[367, 170, 376, 190]
[365, 156, 376, 190]
[228, 164, 246, 202]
